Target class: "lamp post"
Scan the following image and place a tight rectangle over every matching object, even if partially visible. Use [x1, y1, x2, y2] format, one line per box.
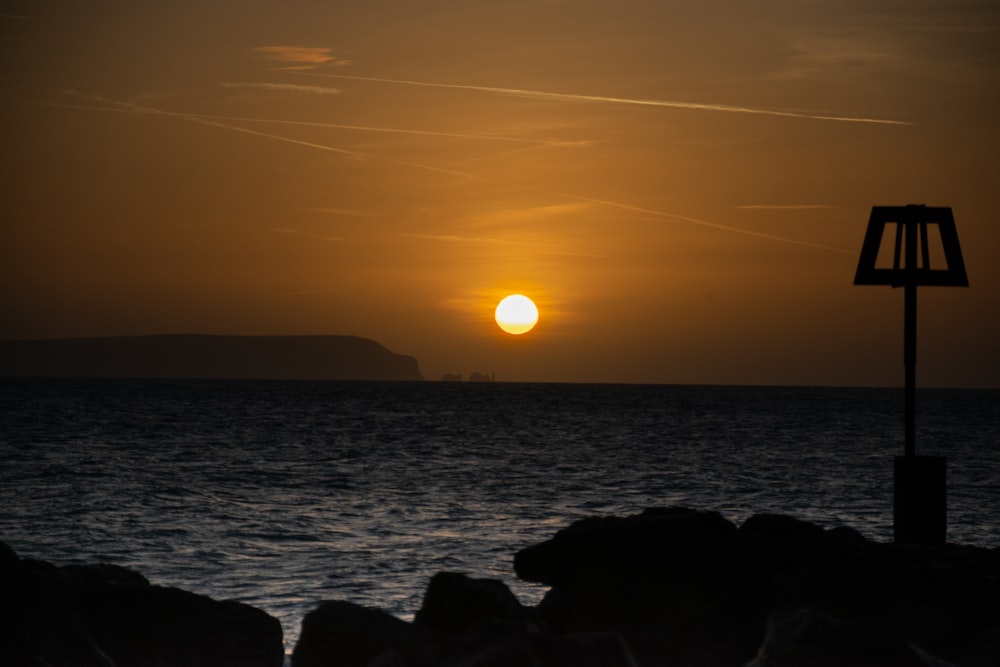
[854, 205, 968, 544]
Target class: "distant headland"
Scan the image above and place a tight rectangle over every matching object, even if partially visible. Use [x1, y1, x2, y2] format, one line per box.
[0, 334, 424, 381]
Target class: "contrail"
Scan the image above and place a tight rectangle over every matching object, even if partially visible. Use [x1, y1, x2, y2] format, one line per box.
[532, 192, 853, 254]
[40, 100, 577, 146]
[220, 81, 343, 95]
[737, 204, 835, 210]
[64, 92, 500, 182]
[62, 92, 852, 254]
[303, 73, 913, 126]
[67, 92, 364, 157]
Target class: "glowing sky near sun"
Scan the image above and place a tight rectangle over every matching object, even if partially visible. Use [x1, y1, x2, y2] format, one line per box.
[2, 0, 998, 386]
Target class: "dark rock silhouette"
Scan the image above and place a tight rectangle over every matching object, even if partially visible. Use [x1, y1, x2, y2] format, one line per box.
[449, 631, 638, 667]
[292, 576, 633, 667]
[412, 572, 541, 664]
[514, 507, 755, 666]
[0, 542, 284, 667]
[289, 509, 999, 665]
[7, 508, 999, 667]
[292, 600, 447, 667]
[747, 608, 955, 667]
[513, 507, 739, 585]
[0, 334, 424, 380]
[414, 572, 537, 637]
[510, 508, 1000, 667]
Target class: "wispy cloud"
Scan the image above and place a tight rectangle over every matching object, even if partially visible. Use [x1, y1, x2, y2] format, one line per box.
[221, 82, 342, 95]
[406, 233, 517, 244]
[447, 202, 591, 232]
[307, 208, 378, 218]
[41, 101, 576, 147]
[65, 91, 364, 158]
[405, 232, 607, 258]
[62, 92, 852, 255]
[530, 191, 853, 254]
[272, 227, 345, 242]
[253, 46, 349, 70]
[303, 73, 913, 126]
[774, 34, 902, 80]
[736, 204, 836, 210]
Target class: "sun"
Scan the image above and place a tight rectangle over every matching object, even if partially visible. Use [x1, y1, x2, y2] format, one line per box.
[495, 294, 539, 335]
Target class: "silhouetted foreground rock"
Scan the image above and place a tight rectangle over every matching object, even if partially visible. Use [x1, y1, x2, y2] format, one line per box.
[0, 541, 284, 667]
[292, 578, 637, 667]
[514, 508, 1000, 667]
[747, 607, 957, 667]
[296, 508, 999, 667]
[7, 508, 999, 666]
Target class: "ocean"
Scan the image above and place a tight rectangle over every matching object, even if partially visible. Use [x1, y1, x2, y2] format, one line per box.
[2, 379, 998, 655]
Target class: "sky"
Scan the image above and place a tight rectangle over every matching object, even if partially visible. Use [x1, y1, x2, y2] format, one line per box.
[2, 0, 998, 387]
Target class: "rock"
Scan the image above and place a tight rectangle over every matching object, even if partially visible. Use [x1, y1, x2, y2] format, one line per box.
[1, 552, 116, 667]
[292, 600, 447, 667]
[514, 507, 739, 586]
[789, 537, 1000, 665]
[414, 572, 537, 636]
[512, 509, 1000, 667]
[738, 512, 826, 575]
[296, 574, 538, 667]
[0, 540, 19, 568]
[0, 541, 284, 667]
[746, 607, 956, 667]
[452, 631, 638, 667]
[72, 583, 284, 667]
[515, 508, 751, 666]
[60, 562, 151, 587]
[294, 593, 639, 667]
[411, 572, 540, 666]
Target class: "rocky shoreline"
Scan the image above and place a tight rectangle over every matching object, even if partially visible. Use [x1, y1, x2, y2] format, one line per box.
[4, 508, 999, 666]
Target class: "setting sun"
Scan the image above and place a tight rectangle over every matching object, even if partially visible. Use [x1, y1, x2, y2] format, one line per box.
[495, 294, 539, 335]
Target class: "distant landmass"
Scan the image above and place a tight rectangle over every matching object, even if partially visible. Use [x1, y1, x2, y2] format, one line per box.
[0, 334, 424, 381]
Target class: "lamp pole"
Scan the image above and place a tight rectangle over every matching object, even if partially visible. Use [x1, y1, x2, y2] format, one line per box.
[903, 221, 917, 457]
[854, 204, 967, 545]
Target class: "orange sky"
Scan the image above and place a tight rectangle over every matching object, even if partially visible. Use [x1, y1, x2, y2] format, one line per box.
[2, 1, 998, 386]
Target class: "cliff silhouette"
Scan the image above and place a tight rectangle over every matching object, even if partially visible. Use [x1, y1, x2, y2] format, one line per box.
[0, 334, 423, 381]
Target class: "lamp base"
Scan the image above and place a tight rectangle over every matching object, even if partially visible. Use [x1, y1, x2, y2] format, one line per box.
[894, 455, 946, 545]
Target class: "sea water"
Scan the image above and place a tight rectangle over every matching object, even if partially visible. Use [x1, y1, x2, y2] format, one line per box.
[2, 379, 998, 653]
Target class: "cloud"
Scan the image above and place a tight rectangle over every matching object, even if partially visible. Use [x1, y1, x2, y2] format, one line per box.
[65, 91, 364, 158]
[221, 82, 341, 95]
[404, 233, 606, 258]
[41, 101, 576, 146]
[307, 208, 378, 218]
[450, 202, 591, 232]
[775, 34, 902, 80]
[272, 227, 345, 242]
[253, 46, 350, 70]
[406, 233, 515, 244]
[736, 204, 836, 210]
[65, 92, 852, 255]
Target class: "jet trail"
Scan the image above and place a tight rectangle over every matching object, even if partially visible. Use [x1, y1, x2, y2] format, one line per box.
[65, 92, 504, 182]
[69, 92, 364, 157]
[63, 92, 852, 254]
[304, 73, 913, 126]
[531, 192, 853, 254]
[43, 100, 573, 146]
